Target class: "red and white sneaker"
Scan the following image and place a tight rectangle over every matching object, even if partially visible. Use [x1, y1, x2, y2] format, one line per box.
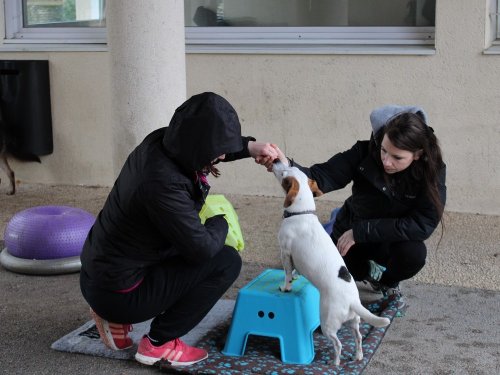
[90, 308, 133, 350]
[135, 336, 208, 366]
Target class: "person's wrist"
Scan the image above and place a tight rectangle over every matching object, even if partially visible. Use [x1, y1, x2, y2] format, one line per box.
[247, 140, 257, 158]
[242, 136, 256, 158]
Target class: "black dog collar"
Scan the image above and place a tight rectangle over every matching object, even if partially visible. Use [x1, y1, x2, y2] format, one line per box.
[283, 210, 316, 219]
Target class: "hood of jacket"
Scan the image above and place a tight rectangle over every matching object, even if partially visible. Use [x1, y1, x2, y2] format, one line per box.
[370, 105, 428, 136]
[162, 92, 243, 173]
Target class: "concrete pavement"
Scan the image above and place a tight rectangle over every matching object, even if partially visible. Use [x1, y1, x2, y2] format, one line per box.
[1, 183, 499, 374]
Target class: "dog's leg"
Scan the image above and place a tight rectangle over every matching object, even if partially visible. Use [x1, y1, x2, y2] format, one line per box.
[320, 298, 343, 366]
[324, 329, 342, 366]
[290, 258, 300, 279]
[0, 153, 15, 195]
[280, 252, 294, 292]
[348, 316, 363, 361]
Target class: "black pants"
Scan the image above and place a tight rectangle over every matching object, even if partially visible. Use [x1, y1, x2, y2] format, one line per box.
[341, 241, 427, 287]
[80, 246, 242, 343]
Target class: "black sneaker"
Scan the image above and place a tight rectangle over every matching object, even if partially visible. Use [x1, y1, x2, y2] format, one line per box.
[365, 281, 406, 310]
[382, 284, 401, 297]
[383, 285, 407, 312]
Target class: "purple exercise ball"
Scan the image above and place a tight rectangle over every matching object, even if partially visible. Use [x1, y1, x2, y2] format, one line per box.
[4, 205, 95, 260]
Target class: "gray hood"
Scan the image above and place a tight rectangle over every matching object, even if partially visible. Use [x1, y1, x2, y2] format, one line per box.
[370, 105, 428, 136]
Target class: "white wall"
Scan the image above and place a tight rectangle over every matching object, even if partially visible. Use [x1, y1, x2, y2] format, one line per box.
[187, 0, 500, 215]
[0, 0, 499, 215]
[3, 52, 114, 185]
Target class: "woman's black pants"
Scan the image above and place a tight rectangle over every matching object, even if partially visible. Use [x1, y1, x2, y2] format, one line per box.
[341, 241, 427, 287]
[80, 246, 242, 344]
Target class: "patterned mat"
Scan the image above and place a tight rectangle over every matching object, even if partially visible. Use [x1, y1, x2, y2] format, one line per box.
[159, 295, 404, 375]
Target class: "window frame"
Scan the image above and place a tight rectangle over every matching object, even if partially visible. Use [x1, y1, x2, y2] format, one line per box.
[497, 0, 500, 39]
[185, 26, 435, 54]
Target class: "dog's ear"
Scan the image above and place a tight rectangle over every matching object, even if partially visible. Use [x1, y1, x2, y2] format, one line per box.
[308, 179, 323, 197]
[282, 176, 299, 208]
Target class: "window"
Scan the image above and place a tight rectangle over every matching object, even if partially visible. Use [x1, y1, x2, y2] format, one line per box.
[3, 0, 436, 54]
[184, 0, 436, 54]
[484, 0, 500, 54]
[4, 0, 106, 45]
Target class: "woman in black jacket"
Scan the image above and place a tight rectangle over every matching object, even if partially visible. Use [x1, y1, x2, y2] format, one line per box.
[272, 105, 446, 298]
[80, 92, 278, 367]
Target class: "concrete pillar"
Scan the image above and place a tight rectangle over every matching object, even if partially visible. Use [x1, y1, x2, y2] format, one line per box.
[107, 0, 186, 176]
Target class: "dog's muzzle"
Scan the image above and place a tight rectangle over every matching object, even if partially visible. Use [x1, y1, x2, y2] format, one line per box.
[272, 159, 289, 179]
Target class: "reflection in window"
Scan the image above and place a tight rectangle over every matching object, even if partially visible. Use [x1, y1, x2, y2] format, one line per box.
[185, 0, 435, 28]
[23, 0, 106, 28]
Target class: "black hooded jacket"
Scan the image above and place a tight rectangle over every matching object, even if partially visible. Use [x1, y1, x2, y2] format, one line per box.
[80, 93, 254, 291]
[292, 140, 446, 244]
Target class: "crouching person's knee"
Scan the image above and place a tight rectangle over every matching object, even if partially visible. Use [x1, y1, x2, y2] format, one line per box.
[216, 245, 242, 287]
[397, 241, 427, 277]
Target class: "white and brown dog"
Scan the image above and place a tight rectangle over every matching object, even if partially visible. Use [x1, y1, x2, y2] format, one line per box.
[272, 160, 390, 366]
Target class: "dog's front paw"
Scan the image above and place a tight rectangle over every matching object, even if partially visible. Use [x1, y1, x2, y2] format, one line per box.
[279, 284, 292, 292]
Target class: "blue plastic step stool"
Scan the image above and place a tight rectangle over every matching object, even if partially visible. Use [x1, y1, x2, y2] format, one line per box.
[222, 268, 320, 364]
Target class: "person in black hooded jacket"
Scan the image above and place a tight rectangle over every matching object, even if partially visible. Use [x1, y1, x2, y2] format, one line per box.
[80, 92, 278, 367]
[269, 105, 446, 299]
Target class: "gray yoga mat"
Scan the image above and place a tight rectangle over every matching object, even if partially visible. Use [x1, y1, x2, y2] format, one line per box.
[51, 299, 235, 360]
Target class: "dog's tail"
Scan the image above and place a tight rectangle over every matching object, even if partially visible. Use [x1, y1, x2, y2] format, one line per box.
[351, 301, 390, 327]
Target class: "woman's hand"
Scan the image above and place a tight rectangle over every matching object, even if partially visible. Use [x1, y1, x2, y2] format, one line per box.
[271, 144, 288, 164]
[248, 141, 278, 165]
[337, 229, 355, 256]
[249, 141, 290, 171]
[249, 141, 285, 171]
[262, 144, 289, 171]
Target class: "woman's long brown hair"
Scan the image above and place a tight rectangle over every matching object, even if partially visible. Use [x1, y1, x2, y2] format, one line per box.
[371, 112, 445, 225]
